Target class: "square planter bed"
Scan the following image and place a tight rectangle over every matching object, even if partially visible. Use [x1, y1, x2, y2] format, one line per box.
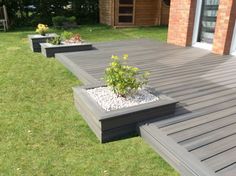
[40, 42, 93, 58]
[28, 33, 58, 52]
[73, 83, 178, 143]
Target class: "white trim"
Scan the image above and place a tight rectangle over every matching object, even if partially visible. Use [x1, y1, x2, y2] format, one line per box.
[193, 42, 212, 51]
[230, 20, 236, 55]
[192, 0, 202, 45]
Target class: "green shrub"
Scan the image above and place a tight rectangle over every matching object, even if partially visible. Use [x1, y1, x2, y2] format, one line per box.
[61, 31, 74, 40]
[104, 54, 149, 97]
[52, 16, 77, 28]
[52, 16, 66, 27]
[67, 16, 76, 23]
[48, 36, 62, 45]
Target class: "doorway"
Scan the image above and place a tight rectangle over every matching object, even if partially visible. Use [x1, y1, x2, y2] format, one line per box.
[115, 0, 135, 26]
[192, 0, 219, 49]
[198, 0, 219, 44]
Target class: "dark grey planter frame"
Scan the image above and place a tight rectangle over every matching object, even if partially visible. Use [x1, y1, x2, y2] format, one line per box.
[28, 33, 58, 52]
[40, 42, 93, 58]
[73, 83, 178, 143]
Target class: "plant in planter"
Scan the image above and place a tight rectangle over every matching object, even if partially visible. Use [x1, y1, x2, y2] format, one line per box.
[35, 24, 49, 36]
[40, 32, 92, 57]
[47, 36, 62, 45]
[72, 54, 178, 143]
[61, 31, 74, 41]
[64, 34, 83, 44]
[28, 24, 57, 52]
[104, 54, 149, 98]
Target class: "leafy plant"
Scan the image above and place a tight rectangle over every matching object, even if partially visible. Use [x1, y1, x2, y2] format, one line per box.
[61, 31, 74, 40]
[48, 36, 62, 45]
[67, 16, 76, 23]
[52, 16, 66, 27]
[64, 33, 82, 44]
[35, 24, 49, 36]
[104, 54, 149, 97]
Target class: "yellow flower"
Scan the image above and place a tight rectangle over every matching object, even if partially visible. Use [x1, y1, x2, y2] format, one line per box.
[36, 24, 49, 35]
[111, 55, 118, 60]
[123, 54, 128, 60]
[38, 24, 44, 28]
[111, 62, 117, 67]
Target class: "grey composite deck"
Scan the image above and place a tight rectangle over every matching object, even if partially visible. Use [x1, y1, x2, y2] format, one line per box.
[55, 39, 236, 176]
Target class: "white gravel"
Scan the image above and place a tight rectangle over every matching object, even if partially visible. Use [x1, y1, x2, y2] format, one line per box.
[87, 87, 159, 111]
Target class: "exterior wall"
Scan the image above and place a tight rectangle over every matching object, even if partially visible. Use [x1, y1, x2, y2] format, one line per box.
[99, 0, 113, 25]
[167, 0, 196, 47]
[212, 0, 236, 55]
[161, 2, 170, 25]
[99, 0, 170, 27]
[168, 0, 236, 55]
[135, 0, 158, 26]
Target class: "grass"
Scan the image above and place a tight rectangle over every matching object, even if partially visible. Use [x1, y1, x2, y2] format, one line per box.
[0, 24, 179, 176]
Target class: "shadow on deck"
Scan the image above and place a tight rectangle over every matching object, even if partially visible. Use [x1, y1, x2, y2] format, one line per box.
[55, 39, 236, 176]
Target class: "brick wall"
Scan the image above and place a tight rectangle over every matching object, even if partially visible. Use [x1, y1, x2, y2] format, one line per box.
[167, 0, 196, 46]
[212, 0, 236, 55]
[168, 0, 236, 55]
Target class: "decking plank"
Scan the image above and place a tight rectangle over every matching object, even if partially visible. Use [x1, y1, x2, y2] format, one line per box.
[162, 106, 236, 134]
[217, 163, 236, 176]
[191, 134, 236, 161]
[153, 98, 236, 128]
[180, 123, 236, 151]
[203, 148, 236, 173]
[169, 115, 236, 142]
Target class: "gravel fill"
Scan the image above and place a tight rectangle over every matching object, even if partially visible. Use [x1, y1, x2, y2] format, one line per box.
[87, 87, 159, 111]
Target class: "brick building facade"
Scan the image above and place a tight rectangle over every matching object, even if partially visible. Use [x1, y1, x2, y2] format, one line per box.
[167, 0, 236, 55]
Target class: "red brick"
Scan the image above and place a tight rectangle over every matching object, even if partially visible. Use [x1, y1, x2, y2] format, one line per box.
[169, 0, 236, 55]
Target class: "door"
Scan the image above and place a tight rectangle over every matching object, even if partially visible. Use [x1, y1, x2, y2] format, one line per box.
[115, 0, 135, 26]
[198, 0, 219, 44]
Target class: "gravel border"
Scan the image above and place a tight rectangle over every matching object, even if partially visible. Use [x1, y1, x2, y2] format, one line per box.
[87, 87, 159, 111]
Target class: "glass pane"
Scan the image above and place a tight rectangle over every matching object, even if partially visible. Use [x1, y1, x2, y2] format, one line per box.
[119, 7, 133, 14]
[204, 0, 219, 5]
[198, 0, 219, 44]
[119, 0, 133, 5]
[119, 16, 133, 23]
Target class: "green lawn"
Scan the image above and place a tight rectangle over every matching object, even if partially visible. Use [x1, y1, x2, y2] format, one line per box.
[0, 25, 179, 176]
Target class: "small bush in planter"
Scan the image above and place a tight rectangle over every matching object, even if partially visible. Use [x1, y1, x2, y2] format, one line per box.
[61, 31, 74, 41]
[104, 54, 150, 98]
[47, 36, 62, 45]
[46, 31, 83, 45]
[35, 24, 49, 36]
[64, 34, 82, 44]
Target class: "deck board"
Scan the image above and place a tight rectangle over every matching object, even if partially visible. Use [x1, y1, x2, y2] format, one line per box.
[191, 134, 236, 161]
[55, 39, 236, 176]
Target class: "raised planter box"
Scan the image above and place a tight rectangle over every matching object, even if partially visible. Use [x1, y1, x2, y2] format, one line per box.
[28, 33, 58, 52]
[73, 83, 178, 143]
[40, 42, 93, 58]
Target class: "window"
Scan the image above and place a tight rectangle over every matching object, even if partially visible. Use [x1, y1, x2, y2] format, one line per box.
[119, 7, 133, 14]
[118, 0, 134, 24]
[119, 0, 133, 5]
